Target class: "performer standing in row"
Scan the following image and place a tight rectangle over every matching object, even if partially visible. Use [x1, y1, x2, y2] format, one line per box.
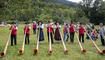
[47, 21, 54, 44]
[37, 21, 44, 42]
[54, 22, 61, 41]
[99, 23, 105, 46]
[10, 22, 18, 46]
[33, 21, 37, 34]
[69, 21, 75, 43]
[79, 23, 85, 43]
[24, 22, 31, 44]
[86, 24, 92, 40]
[63, 23, 69, 42]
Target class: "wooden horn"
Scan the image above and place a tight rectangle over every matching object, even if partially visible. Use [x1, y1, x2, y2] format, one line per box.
[18, 31, 26, 55]
[33, 28, 40, 54]
[0, 31, 11, 57]
[85, 28, 103, 54]
[75, 33, 86, 54]
[48, 28, 53, 55]
[59, 29, 69, 54]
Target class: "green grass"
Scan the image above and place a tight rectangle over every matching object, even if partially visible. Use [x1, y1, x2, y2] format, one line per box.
[0, 24, 105, 60]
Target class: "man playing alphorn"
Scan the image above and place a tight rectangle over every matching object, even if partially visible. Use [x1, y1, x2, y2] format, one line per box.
[9, 22, 18, 46]
[24, 22, 31, 44]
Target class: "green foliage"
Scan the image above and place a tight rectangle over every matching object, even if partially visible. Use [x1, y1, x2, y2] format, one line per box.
[79, 0, 105, 25]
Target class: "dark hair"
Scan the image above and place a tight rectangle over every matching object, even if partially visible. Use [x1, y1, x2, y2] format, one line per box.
[25, 22, 29, 24]
[71, 21, 73, 24]
[80, 22, 82, 25]
[48, 21, 51, 23]
[12, 22, 16, 24]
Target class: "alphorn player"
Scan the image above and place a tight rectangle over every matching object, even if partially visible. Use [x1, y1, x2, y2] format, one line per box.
[47, 21, 54, 44]
[99, 23, 105, 46]
[24, 22, 31, 44]
[33, 21, 37, 34]
[37, 21, 44, 42]
[69, 21, 75, 43]
[54, 22, 61, 41]
[63, 23, 69, 42]
[9, 22, 18, 46]
[79, 23, 85, 43]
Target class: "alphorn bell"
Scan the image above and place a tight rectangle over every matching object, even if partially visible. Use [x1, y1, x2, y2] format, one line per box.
[48, 27, 53, 55]
[75, 33, 86, 54]
[85, 28, 105, 54]
[0, 31, 11, 57]
[59, 29, 69, 54]
[18, 30, 27, 55]
[33, 26, 40, 54]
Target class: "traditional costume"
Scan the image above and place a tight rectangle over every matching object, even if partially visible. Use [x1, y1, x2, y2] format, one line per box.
[54, 25, 61, 41]
[79, 24, 85, 43]
[10, 24, 18, 46]
[37, 23, 44, 41]
[47, 24, 54, 44]
[24, 24, 31, 44]
[33, 22, 37, 34]
[69, 24, 75, 43]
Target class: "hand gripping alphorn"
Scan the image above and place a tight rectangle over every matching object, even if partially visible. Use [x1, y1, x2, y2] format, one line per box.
[33, 27, 40, 54]
[85, 28, 105, 54]
[18, 30, 26, 55]
[75, 33, 86, 54]
[48, 28, 53, 55]
[0, 31, 11, 57]
[59, 29, 69, 54]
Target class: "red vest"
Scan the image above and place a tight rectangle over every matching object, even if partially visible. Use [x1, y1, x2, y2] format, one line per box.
[24, 25, 30, 34]
[79, 26, 84, 34]
[10, 26, 17, 35]
[47, 26, 52, 32]
[33, 24, 36, 29]
[70, 24, 75, 32]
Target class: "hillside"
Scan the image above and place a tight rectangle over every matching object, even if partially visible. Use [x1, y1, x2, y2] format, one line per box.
[40, 0, 78, 7]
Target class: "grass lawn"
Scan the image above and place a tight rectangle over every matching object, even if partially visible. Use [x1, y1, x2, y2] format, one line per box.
[0, 24, 105, 60]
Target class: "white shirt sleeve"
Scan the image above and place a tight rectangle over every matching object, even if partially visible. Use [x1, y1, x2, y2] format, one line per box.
[16, 27, 18, 30]
[29, 26, 31, 29]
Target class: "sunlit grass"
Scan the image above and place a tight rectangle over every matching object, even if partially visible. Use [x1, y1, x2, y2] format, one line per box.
[0, 25, 105, 60]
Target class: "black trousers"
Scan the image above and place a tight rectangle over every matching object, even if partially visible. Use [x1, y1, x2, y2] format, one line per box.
[100, 35, 105, 46]
[47, 32, 54, 44]
[11, 35, 17, 46]
[70, 32, 75, 43]
[79, 34, 84, 43]
[33, 28, 36, 34]
[25, 34, 30, 44]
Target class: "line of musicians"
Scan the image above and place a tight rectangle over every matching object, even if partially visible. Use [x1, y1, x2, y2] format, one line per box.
[9, 21, 105, 46]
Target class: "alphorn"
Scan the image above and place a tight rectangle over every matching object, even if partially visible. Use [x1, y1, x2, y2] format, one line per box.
[18, 30, 26, 55]
[85, 28, 105, 54]
[59, 29, 69, 54]
[48, 28, 53, 55]
[75, 33, 86, 54]
[0, 31, 11, 57]
[33, 27, 40, 54]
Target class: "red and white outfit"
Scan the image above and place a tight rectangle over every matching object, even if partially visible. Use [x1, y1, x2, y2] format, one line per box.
[47, 24, 54, 44]
[10, 25, 18, 46]
[24, 25, 31, 44]
[79, 26, 85, 43]
[69, 24, 75, 43]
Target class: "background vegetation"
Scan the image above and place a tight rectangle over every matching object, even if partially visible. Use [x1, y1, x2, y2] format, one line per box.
[0, 0, 105, 24]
